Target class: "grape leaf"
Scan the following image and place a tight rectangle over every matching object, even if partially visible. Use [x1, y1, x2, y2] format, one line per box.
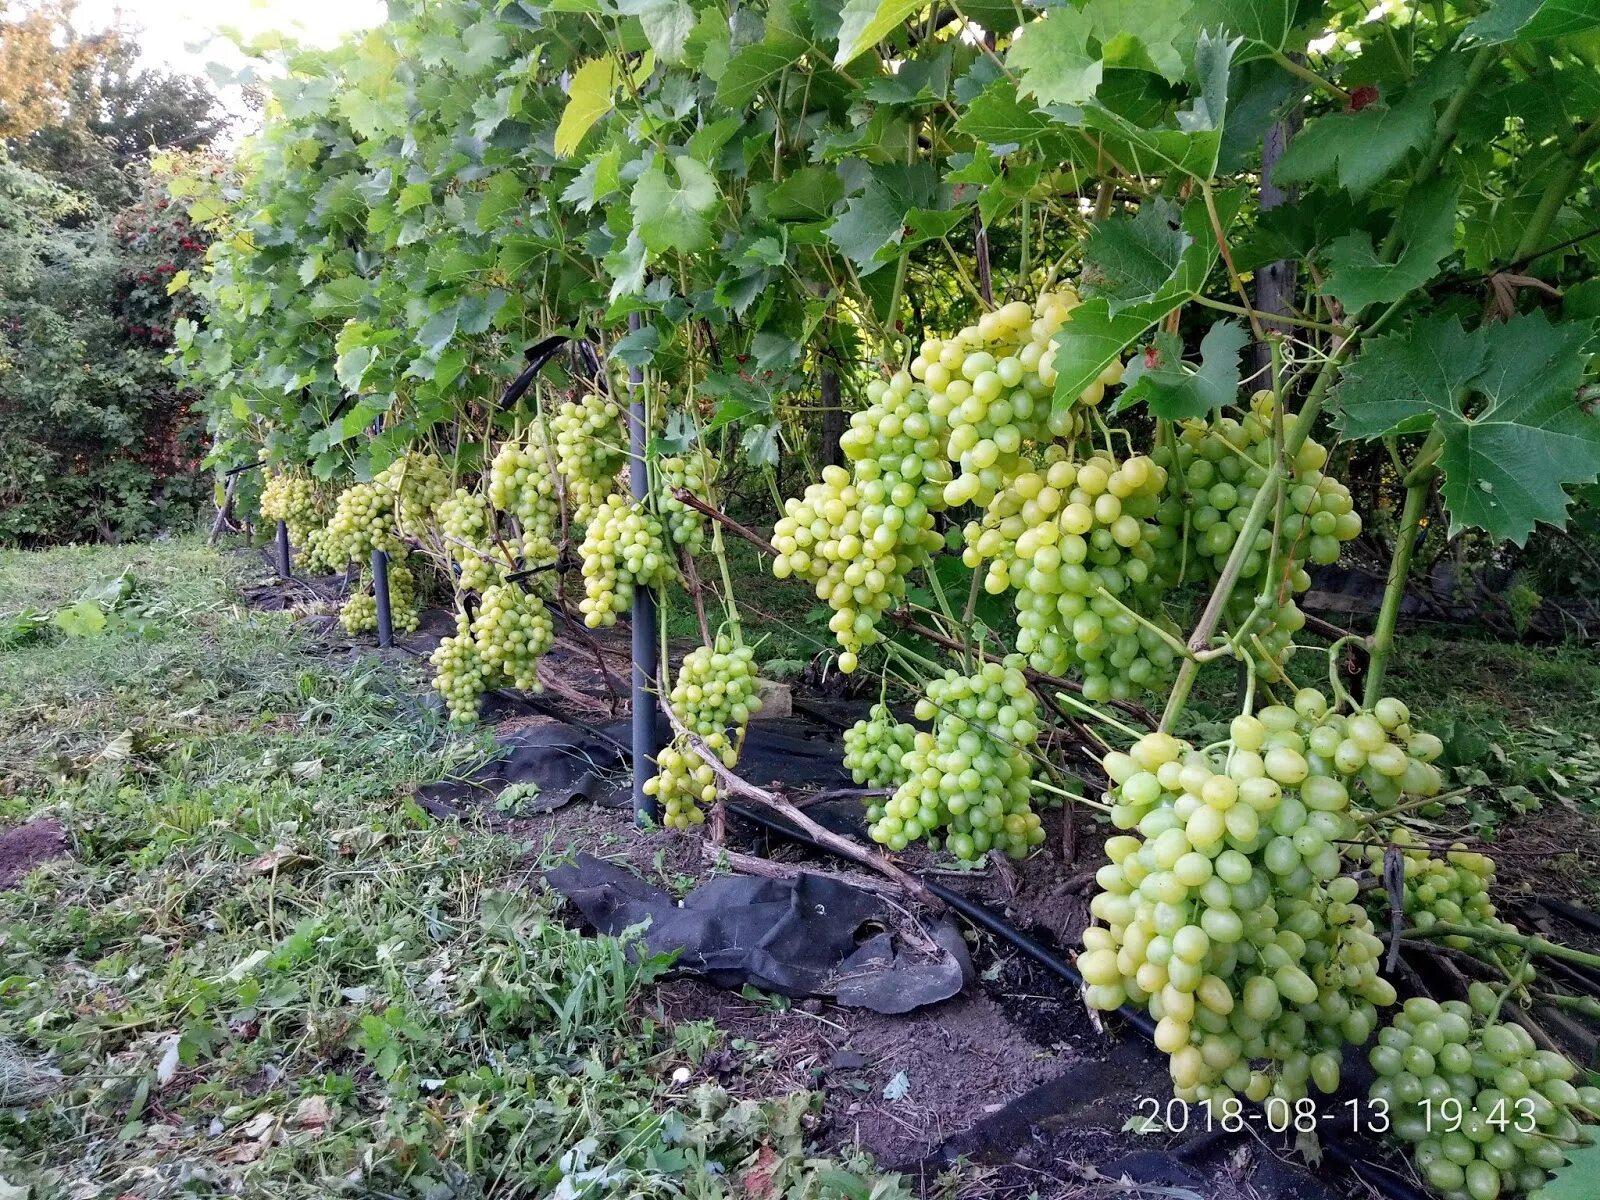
[1080, 197, 1193, 316]
[1118, 321, 1250, 419]
[554, 57, 618, 157]
[1332, 312, 1600, 543]
[1006, 6, 1103, 106]
[1461, 0, 1600, 45]
[1189, 0, 1297, 57]
[955, 78, 1055, 149]
[716, 29, 808, 108]
[1540, 1124, 1600, 1200]
[835, 0, 921, 66]
[824, 164, 942, 274]
[1051, 188, 1243, 414]
[1273, 60, 1463, 197]
[1320, 178, 1459, 313]
[617, 0, 696, 63]
[632, 156, 719, 254]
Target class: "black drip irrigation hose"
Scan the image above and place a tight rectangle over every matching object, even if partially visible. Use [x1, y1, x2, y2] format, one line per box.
[723, 800, 1431, 1200]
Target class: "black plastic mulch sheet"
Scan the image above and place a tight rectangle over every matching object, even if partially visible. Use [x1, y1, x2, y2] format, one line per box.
[546, 853, 972, 1015]
[419, 715, 860, 814]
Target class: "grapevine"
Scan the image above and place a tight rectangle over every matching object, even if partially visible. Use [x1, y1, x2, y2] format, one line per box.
[436, 488, 508, 594]
[323, 481, 402, 566]
[470, 583, 555, 692]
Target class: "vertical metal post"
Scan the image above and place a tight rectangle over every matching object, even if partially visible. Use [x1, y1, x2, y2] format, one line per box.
[274, 520, 291, 578]
[628, 312, 660, 824]
[371, 548, 394, 648]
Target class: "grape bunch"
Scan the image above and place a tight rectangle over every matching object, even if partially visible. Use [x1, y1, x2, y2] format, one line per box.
[488, 428, 560, 567]
[770, 370, 949, 671]
[869, 658, 1045, 862]
[374, 451, 449, 536]
[324, 481, 402, 566]
[1361, 830, 1509, 952]
[910, 293, 1123, 509]
[961, 450, 1182, 701]
[644, 737, 719, 830]
[844, 703, 917, 791]
[1083, 716, 1400, 1107]
[430, 612, 492, 724]
[1372, 992, 1597, 1199]
[657, 454, 716, 555]
[260, 469, 326, 545]
[436, 488, 508, 594]
[1296, 692, 1445, 809]
[667, 634, 762, 767]
[339, 560, 421, 635]
[578, 495, 671, 628]
[550, 391, 626, 522]
[470, 583, 554, 692]
[1151, 392, 1362, 678]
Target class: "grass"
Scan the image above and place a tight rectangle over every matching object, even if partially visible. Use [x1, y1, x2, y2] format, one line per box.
[0, 539, 905, 1199]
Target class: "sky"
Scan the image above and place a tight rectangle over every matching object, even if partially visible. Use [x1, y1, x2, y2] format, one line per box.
[71, 0, 386, 128]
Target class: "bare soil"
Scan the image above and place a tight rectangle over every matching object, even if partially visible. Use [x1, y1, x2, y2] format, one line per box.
[0, 819, 67, 890]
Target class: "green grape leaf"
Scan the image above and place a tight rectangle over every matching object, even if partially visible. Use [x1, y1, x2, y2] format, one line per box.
[474, 172, 527, 233]
[835, 0, 920, 66]
[1118, 321, 1249, 419]
[554, 57, 618, 157]
[1080, 196, 1193, 316]
[1461, 0, 1600, 45]
[1273, 60, 1463, 197]
[619, 0, 697, 63]
[1189, 0, 1297, 57]
[1540, 1125, 1600, 1200]
[1006, 6, 1103, 106]
[1050, 188, 1242, 415]
[716, 29, 809, 108]
[632, 156, 720, 254]
[824, 164, 942, 274]
[955, 78, 1055, 148]
[51, 600, 108, 639]
[1332, 312, 1600, 544]
[1320, 178, 1459, 313]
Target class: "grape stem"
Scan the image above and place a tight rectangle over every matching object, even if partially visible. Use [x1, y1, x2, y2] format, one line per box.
[1402, 923, 1600, 972]
[1030, 777, 1112, 814]
[1325, 634, 1363, 711]
[1092, 585, 1193, 662]
[1052, 690, 1142, 740]
[661, 706, 943, 909]
[1347, 786, 1471, 824]
[1363, 441, 1436, 706]
[667, 488, 779, 558]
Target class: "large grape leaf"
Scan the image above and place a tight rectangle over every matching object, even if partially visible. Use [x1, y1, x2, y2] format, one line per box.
[716, 29, 808, 107]
[1079, 197, 1193, 316]
[554, 57, 618, 156]
[834, 0, 920, 66]
[1332, 312, 1600, 544]
[1541, 1125, 1600, 1200]
[824, 164, 943, 274]
[1006, 6, 1103, 106]
[1273, 60, 1463, 197]
[631, 157, 720, 254]
[1320, 178, 1458, 313]
[1189, 0, 1299, 58]
[1050, 188, 1243, 414]
[1461, 0, 1600, 45]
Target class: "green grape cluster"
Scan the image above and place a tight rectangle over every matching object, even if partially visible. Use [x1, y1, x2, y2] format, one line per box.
[1083, 715, 1398, 1108]
[657, 454, 716, 555]
[911, 293, 1121, 508]
[488, 428, 560, 568]
[260, 469, 328, 546]
[578, 495, 671, 628]
[869, 658, 1045, 862]
[844, 703, 917, 791]
[1373, 991, 1598, 1200]
[436, 488, 507, 594]
[1362, 830, 1509, 950]
[645, 737, 719, 830]
[1151, 392, 1362, 678]
[324, 481, 401, 566]
[470, 583, 554, 692]
[339, 560, 421, 635]
[961, 451, 1181, 701]
[1297, 693, 1445, 809]
[667, 634, 761, 767]
[770, 370, 949, 671]
[550, 391, 626, 522]
[430, 612, 492, 724]
[374, 451, 449, 536]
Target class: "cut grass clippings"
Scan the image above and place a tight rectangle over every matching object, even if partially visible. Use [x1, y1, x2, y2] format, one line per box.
[0, 539, 906, 1199]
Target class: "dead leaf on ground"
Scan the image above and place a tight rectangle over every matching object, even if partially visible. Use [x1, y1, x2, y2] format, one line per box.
[245, 848, 316, 876]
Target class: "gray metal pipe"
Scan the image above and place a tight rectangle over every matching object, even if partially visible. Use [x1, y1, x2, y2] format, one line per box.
[627, 313, 660, 824]
[371, 548, 393, 648]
